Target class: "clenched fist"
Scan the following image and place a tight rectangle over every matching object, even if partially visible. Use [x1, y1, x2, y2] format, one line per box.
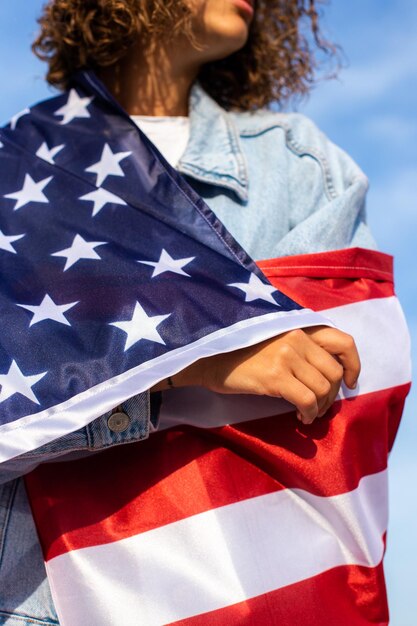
[154, 325, 360, 425]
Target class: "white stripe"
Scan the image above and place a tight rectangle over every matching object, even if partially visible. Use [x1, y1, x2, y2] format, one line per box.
[159, 296, 411, 430]
[0, 308, 330, 463]
[47, 470, 387, 626]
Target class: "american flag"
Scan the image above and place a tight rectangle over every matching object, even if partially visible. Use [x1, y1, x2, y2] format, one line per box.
[26, 247, 411, 625]
[0, 70, 326, 464]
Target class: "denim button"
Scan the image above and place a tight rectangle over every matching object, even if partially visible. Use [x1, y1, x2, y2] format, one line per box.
[108, 411, 130, 433]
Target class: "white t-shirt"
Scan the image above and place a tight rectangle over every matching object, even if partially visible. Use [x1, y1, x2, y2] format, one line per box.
[130, 115, 190, 168]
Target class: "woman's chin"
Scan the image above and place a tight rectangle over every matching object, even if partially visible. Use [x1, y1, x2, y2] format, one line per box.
[201, 19, 250, 60]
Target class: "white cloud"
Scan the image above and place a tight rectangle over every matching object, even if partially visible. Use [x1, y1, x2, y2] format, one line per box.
[303, 1, 417, 119]
[306, 43, 417, 119]
[369, 168, 417, 224]
[363, 115, 417, 144]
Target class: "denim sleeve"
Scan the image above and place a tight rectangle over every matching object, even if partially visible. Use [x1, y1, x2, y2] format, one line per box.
[0, 391, 162, 485]
[273, 113, 378, 257]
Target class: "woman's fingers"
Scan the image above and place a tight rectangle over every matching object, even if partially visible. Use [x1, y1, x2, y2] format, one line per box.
[303, 338, 344, 415]
[172, 326, 360, 426]
[289, 353, 334, 421]
[303, 326, 361, 389]
[277, 375, 319, 424]
[333, 335, 360, 389]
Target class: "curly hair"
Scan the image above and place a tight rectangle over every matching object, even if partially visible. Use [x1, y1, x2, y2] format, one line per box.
[32, 0, 337, 111]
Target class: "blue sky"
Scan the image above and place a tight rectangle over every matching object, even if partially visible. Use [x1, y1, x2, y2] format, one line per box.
[0, 1, 415, 623]
[299, 4, 417, 623]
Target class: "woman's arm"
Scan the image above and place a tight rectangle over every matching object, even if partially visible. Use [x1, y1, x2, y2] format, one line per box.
[155, 325, 360, 425]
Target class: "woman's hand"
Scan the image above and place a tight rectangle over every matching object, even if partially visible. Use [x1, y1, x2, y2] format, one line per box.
[156, 326, 360, 425]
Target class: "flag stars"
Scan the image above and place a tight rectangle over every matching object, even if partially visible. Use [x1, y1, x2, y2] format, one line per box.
[51, 234, 108, 271]
[110, 301, 171, 351]
[138, 249, 195, 278]
[10, 108, 30, 130]
[85, 144, 132, 187]
[0, 360, 47, 405]
[228, 273, 280, 305]
[17, 294, 79, 327]
[36, 142, 65, 164]
[79, 187, 127, 217]
[4, 174, 53, 211]
[0, 230, 25, 254]
[54, 89, 93, 125]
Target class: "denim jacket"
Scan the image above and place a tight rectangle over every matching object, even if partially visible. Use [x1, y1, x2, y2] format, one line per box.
[0, 79, 376, 625]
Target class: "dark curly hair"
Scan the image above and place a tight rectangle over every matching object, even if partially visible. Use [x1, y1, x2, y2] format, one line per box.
[32, 0, 337, 111]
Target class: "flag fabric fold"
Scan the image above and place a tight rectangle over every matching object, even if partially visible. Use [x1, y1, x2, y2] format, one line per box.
[26, 247, 411, 626]
[0, 71, 329, 464]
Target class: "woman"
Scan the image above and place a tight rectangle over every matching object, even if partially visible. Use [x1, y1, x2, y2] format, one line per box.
[0, 0, 376, 623]
[32, 0, 369, 413]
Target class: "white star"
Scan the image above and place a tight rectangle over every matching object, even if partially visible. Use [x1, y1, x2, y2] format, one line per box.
[110, 301, 171, 351]
[51, 234, 107, 271]
[138, 249, 195, 278]
[85, 144, 132, 187]
[79, 187, 127, 217]
[17, 294, 79, 327]
[36, 141, 65, 164]
[0, 230, 25, 253]
[0, 141, 3, 148]
[0, 360, 47, 405]
[228, 273, 280, 305]
[54, 89, 93, 125]
[4, 174, 53, 211]
[10, 108, 30, 130]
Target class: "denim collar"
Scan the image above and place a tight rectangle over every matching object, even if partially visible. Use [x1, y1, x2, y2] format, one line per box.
[177, 83, 249, 203]
[74, 71, 248, 203]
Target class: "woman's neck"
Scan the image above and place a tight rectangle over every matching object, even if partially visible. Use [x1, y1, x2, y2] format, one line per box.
[100, 39, 200, 117]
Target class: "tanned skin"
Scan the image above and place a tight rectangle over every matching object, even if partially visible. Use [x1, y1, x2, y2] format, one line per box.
[100, 0, 360, 424]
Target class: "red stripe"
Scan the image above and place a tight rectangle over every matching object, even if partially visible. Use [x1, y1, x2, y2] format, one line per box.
[257, 248, 394, 310]
[258, 247, 393, 280]
[266, 274, 393, 311]
[209, 382, 408, 496]
[25, 383, 409, 561]
[170, 563, 388, 626]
